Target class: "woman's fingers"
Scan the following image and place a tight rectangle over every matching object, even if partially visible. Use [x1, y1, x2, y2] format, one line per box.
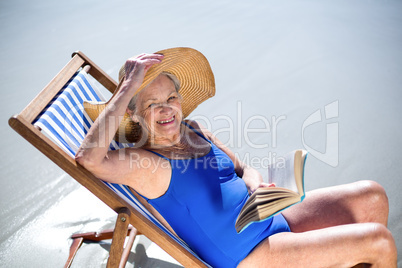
[127, 53, 164, 66]
[140, 54, 164, 71]
[139, 53, 164, 60]
[125, 54, 163, 74]
[249, 182, 276, 195]
[143, 56, 164, 72]
[123, 53, 164, 88]
[260, 182, 276, 188]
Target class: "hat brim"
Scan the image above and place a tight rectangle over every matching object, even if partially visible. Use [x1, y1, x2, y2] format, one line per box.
[84, 47, 215, 143]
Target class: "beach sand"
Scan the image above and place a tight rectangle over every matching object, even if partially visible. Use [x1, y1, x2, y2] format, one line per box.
[1, 0, 401, 267]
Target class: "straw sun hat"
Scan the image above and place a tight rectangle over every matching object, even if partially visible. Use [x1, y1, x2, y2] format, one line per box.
[84, 47, 216, 143]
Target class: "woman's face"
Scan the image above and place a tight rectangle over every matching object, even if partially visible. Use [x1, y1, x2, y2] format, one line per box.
[134, 74, 182, 141]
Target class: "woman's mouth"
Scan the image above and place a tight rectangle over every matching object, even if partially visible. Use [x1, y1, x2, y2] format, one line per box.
[157, 116, 175, 124]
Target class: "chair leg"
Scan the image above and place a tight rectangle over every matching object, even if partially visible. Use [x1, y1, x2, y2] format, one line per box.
[107, 208, 131, 268]
[119, 226, 138, 268]
[64, 208, 139, 268]
[64, 237, 84, 268]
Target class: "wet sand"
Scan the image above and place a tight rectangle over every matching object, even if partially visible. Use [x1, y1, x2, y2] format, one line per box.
[1, 0, 401, 267]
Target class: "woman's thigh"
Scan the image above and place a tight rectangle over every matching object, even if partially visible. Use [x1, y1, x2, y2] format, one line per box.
[238, 222, 397, 268]
[281, 180, 389, 232]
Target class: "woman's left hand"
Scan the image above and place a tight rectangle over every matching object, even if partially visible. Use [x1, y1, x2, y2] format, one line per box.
[249, 182, 276, 195]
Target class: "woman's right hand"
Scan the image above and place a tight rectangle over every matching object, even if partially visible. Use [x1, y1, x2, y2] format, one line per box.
[122, 53, 164, 93]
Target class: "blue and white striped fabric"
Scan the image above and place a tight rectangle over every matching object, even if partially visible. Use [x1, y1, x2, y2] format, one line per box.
[33, 70, 209, 267]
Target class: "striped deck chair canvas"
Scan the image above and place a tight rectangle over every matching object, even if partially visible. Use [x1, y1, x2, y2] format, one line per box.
[8, 51, 210, 268]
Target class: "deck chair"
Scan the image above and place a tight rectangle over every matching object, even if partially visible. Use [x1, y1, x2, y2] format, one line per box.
[8, 51, 210, 268]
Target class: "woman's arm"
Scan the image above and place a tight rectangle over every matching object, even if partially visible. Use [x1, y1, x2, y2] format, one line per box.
[218, 144, 272, 194]
[236, 163, 268, 194]
[75, 53, 163, 181]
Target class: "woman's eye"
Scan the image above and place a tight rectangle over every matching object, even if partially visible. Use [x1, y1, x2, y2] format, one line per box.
[148, 103, 157, 108]
[168, 96, 176, 102]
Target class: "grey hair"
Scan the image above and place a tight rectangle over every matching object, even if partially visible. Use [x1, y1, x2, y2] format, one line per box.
[127, 72, 181, 113]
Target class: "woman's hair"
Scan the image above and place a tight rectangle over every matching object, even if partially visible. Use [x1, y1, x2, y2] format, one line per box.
[127, 72, 181, 113]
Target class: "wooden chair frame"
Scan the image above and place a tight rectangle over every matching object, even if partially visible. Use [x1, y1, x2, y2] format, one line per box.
[8, 51, 207, 268]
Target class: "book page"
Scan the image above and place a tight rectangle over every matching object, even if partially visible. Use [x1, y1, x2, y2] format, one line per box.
[268, 151, 298, 194]
[294, 150, 307, 196]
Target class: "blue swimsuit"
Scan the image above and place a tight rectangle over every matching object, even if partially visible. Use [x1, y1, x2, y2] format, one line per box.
[140, 122, 290, 267]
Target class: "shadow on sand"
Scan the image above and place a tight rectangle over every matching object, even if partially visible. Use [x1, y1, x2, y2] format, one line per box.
[100, 243, 184, 268]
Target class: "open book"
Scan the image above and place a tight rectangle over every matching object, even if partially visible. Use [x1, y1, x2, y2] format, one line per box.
[235, 149, 308, 233]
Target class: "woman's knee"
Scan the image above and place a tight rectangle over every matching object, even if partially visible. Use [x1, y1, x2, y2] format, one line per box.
[355, 180, 387, 201]
[364, 223, 397, 265]
[360, 180, 388, 210]
[349, 180, 388, 221]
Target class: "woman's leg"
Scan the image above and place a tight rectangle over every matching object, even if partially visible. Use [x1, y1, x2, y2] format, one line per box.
[282, 180, 389, 232]
[238, 222, 397, 267]
[238, 180, 397, 267]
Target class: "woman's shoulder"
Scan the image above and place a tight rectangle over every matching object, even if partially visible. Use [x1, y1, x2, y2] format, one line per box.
[183, 119, 213, 140]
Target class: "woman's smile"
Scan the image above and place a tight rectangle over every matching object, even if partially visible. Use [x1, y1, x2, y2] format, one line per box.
[157, 115, 175, 125]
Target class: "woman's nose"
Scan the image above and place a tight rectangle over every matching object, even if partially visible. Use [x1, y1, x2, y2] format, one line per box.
[158, 103, 173, 113]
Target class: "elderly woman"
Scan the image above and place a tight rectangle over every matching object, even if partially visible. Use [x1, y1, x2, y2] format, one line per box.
[75, 48, 397, 268]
